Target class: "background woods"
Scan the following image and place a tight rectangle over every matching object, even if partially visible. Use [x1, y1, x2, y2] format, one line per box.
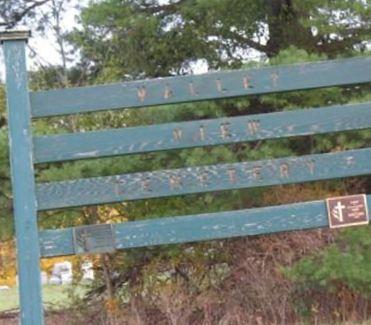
[0, 0, 371, 324]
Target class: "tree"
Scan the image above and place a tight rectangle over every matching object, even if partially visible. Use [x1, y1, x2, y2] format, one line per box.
[63, 1, 371, 321]
[70, 0, 371, 80]
[1, 0, 370, 322]
[0, 0, 50, 29]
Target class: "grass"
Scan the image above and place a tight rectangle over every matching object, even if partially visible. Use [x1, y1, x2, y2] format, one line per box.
[0, 285, 73, 312]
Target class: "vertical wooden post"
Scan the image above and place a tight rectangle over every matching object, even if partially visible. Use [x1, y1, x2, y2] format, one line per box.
[0, 30, 44, 324]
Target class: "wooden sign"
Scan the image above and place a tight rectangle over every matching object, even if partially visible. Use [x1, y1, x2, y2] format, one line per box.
[33, 102, 371, 164]
[326, 194, 369, 228]
[2, 29, 371, 324]
[36, 148, 371, 211]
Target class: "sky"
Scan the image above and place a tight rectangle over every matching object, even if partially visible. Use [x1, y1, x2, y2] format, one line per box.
[1, 0, 180, 69]
[0, 0, 85, 81]
[28, 0, 85, 68]
[0, 0, 265, 81]
[28, 0, 214, 74]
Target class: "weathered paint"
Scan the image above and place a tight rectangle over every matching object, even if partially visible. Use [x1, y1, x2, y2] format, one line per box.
[30, 56, 371, 118]
[2, 27, 370, 325]
[1, 39, 44, 324]
[33, 102, 371, 163]
[40, 228, 74, 257]
[36, 148, 371, 210]
[39, 194, 371, 257]
[74, 224, 115, 254]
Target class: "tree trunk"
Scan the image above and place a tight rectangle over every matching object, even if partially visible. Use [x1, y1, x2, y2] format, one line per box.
[102, 253, 119, 325]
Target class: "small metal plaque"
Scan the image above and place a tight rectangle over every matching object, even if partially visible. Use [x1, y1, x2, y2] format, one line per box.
[326, 194, 369, 229]
[73, 224, 115, 254]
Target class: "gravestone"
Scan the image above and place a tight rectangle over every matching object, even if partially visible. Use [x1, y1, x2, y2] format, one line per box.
[81, 261, 94, 281]
[50, 262, 73, 285]
[40, 272, 48, 286]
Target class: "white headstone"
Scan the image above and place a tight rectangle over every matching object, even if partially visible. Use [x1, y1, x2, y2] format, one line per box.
[40, 271, 48, 285]
[51, 261, 73, 285]
[81, 261, 94, 281]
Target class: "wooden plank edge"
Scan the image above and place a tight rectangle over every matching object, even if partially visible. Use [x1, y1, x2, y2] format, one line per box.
[30, 56, 371, 118]
[33, 102, 371, 163]
[39, 194, 371, 257]
[35, 147, 371, 210]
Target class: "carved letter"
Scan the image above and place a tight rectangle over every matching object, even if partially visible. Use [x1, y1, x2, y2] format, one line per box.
[306, 159, 315, 174]
[243, 75, 252, 89]
[247, 120, 260, 135]
[220, 122, 231, 139]
[199, 124, 206, 141]
[346, 156, 355, 166]
[198, 171, 209, 186]
[227, 168, 237, 183]
[141, 178, 152, 192]
[271, 72, 279, 87]
[280, 163, 289, 178]
[137, 86, 147, 102]
[114, 178, 125, 195]
[215, 79, 226, 92]
[189, 82, 197, 96]
[173, 128, 183, 141]
[164, 84, 173, 99]
[252, 166, 262, 180]
[169, 174, 182, 189]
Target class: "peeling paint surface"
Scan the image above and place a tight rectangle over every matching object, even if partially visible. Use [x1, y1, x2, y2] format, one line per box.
[2, 39, 44, 324]
[38, 195, 371, 257]
[36, 148, 371, 210]
[30, 56, 371, 117]
[2, 34, 371, 325]
[33, 102, 371, 163]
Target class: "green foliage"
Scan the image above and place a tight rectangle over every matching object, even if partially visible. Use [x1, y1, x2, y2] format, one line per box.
[70, 0, 371, 80]
[0, 84, 12, 241]
[1, 1, 371, 322]
[298, 0, 371, 55]
[286, 226, 371, 297]
[0, 127, 12, 241]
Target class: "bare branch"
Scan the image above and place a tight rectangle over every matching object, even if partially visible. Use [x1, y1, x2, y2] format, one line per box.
[228, 31, 268, 53]
[0, 0, 50, 28]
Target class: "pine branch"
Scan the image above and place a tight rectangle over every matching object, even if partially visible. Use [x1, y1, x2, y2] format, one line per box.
[228, 31, 268, 53]
[136, 0, 189, 15]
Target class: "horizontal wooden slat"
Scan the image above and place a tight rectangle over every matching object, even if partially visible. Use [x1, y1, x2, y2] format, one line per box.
[33, 102, 371, 163]
[36, 148, 371, 210]
[30, 57, 371, 118]
[40, 228, 73, 257]
[39, 194, 371, 257]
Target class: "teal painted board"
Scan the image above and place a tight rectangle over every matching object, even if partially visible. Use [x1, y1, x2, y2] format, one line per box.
[116, 194, 371, 248]
[36, 148, 371, 210]
[30, 57, 371, 118]
[39, 228, 74, 257]
[39, 194, 371, 257]
[33, 102, 371, 163]
[2, 39, 44, 324]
